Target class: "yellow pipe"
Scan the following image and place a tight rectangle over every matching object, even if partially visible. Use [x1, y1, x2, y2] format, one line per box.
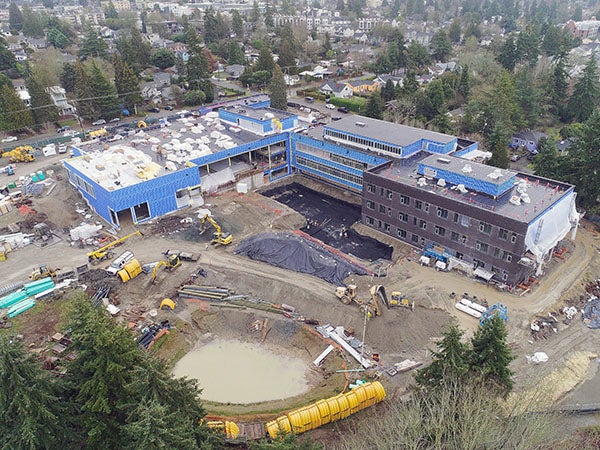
[264, 381, 385, 439]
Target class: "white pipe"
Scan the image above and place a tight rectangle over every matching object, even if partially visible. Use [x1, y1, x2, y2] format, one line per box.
[328, 330, 373, 369]
[455, 302, 482, 318]
[313, 345, 334, 367]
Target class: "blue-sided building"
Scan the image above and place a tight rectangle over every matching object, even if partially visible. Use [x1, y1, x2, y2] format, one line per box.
[63, 96, 579, 287]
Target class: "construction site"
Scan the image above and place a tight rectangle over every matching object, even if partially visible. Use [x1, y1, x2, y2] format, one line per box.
[2, 110, 600, 443]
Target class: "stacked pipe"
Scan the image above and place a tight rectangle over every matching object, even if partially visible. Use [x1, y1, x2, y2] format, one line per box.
[7, 299, 36, 318]
[90, 285, 111, 307]
[178, 285, 232, 301]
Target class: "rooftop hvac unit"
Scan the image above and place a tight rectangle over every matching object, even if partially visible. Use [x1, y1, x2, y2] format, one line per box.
[462, 164, 472, 173]
[437, 157, 451, 164]
[437, 178, 446, 187]
[417, 177, 427, 186]
[487, 168, 503, 179]
[355, 121, 366, 127]
[456, 184, 468, 193]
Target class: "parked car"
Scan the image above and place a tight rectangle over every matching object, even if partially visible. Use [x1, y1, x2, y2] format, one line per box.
[510, 154, 521, 162]
[56, 125, 71, 133]
[325, 103, 336, 110]
[331, 116, 342, 121]
[92, 119, 106, 126]
[1, 136, 18, 143]
[109, 117, 120, 123]
[58, 145, 68, 154]
[163, 105, 174, 111]
[305, 96, 315, 103]
[148, 107, 160, 113]
[287, 102, 300, 109]
[337, 106, 349, 113]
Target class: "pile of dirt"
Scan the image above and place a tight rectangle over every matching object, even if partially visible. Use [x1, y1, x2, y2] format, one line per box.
[148, 215, 197, 236]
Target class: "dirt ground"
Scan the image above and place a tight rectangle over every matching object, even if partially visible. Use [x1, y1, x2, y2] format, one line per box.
[3, 161, 600, 421]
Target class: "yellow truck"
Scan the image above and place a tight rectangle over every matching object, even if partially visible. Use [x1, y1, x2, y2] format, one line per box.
[88, 128, 108, 140]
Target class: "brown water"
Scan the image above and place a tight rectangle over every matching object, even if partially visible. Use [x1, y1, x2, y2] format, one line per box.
[172, 339, 310, 404]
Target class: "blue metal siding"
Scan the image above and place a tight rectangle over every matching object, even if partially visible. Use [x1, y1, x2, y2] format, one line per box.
[191, 134, 289, 166]
[292, 134, 389, 167]
[453, 141, 480, 157]
[63, 160, 114, 224]
[402, 140, 422, 157]
[418, 163, 516, 197]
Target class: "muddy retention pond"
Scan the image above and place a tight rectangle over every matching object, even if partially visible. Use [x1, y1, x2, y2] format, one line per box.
[173, 339, 310, 404]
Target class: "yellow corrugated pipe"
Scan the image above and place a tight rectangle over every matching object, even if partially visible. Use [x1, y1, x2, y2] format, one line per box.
[265, 381, 386, 439]
[206, 420, 240, 440]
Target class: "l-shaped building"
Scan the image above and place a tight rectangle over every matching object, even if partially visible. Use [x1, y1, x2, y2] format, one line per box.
[64, 95, 578, 287]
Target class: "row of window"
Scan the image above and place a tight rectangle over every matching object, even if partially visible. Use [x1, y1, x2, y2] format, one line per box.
[365, 190, 520, 243]
[365, 215, 511, 280]
[325, 130, 401, 154]
[330, 153, 369, 170]
[68, 171, 95, 198]
[296, 156, 363, 185]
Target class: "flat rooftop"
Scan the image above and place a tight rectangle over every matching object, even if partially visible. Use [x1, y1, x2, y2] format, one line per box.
[371, 152, 574, 224]
[325, 115, 457, 147]
[221, 106, 297, 122]
[67, 112, 266, 191]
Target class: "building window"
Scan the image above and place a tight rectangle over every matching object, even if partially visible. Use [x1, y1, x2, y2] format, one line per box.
[479, 221, 492, 234]
[378, 220, 383, 229]
[398, 228, 407, 238]
[412, 234, 419, 243]
[366, 200, 375, 210]
[455, 252, 464, 260]
[388, 208, 392, 217]
[367, 184, 375, 193]
[415, 200, 423, 210]
[386, 190, 393, 200]
[380, 187, 385, 196]
[419, 219, 427, 230]
[461, 234, 467, 244]
[476, 241, 489, 253]
[384, 222, 391, 232]
[434, 225, 446, 237]
[379, 204, 387, 214]
[453, 213, 460, 223]
[437, 207, 448, 219]
[502, 271, 508, 281]
[399, 212, 408, 222]
[499, 228, 508, 240]
[461, 216, 470, 227]
[473, 259, 484, 269]
[511, 233, 517, 243]
[400, 194, 410, 205]
[451, 231, 459, 242]
[503, 251, 512, 262]
[365, 216, 374, 225]
[493, 247, 501, 258]
[420, 237, 426, 246]
[424, 203, 430, 213]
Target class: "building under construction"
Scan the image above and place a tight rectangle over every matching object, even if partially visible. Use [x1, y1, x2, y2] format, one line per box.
[63, 96, 578, 287]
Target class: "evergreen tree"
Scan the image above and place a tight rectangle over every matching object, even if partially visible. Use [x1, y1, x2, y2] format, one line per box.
[0, 37, 16, 71]
[0, 84, 34, 132]
[67, 297, 143, 448]
[432, 111, 453, 134]
[9, 2, 23, 33]
[365, 91, 384, 120]
[551, 57, 569, 122]
[566, 55, 600, 123]
[458, 64, 470, 99]
[60, 62, 76, 93]
[116, 28, 152, 73]
[486, 120, 511, 169]
[402, 70, 418, 95]
[415, 324, 469, 390]
[431, 30, 452, 62]
[265, 0, 274, 27]
[104, 1, 118, 19]
[251, 0, 260, 30]
[74, 61, 96, 120]
[227, 41, 245, 65]
[514, 67, 540, 128]
[151, 49, 177, 69]
[255, 47, 276, 75]
[232, 9, 244, 37]
[0, 336, 74, 449]
[497, 35, 519, 71]
[406, 41, 431, 70]
[47, 28, 71, 48]
[269, 64, 287, 110]
[113, 54, 141, 112]
[79, 25, 108, 60]
[186, 43, 214, 103]
[89, 61, 120, 120]
[278, 39, 296, 72]
[27, 75, 59, 127]
[381, 79, 396, 102]
[448, 18, 462, 43]
[426, 79, 446, 116]
[469, 315, 514, 397]
[21, 6, 45, 38]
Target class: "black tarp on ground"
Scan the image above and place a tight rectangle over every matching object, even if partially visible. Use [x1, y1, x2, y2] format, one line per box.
[234, 232, 368, 286]
[582, 298, 600, 329]
[262, 183, 393, 262]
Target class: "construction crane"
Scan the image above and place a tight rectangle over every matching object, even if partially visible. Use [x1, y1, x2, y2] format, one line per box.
[2, 146, 35, 163]
[87, 230, 142, 263]
[150, 253, 182, 283]
[198, 213, 232, 246]
[335, 285, 381, 318]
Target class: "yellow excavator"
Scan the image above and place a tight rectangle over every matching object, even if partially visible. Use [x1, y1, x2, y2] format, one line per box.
[87, 230, 142, 263]
[335, 285, 382, 318]
[150, 253, 181, 283]
[199, 214, 232, 246]
[2, 146, 35, 163]
[29, 264, 58, 281]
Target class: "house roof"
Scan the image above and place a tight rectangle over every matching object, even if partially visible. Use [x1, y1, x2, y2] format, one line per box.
[512, 130, 548, 142]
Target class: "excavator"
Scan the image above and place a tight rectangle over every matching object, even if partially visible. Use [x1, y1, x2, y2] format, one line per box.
[2, 146, 35, 163]
[369, 285, 415, 311]
[87, 230, 142, 263]
[198, 213, 232, 246]
[150, 253, 182, 283]
[29, 264, 58, 281]
[335, 285, 382, 318]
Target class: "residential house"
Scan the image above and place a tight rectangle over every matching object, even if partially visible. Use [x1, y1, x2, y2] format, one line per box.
[225, 64, 245, 80]
[556, 138, 574, 153]
[319, 80, 354, 98]
[12, 79, 30, 107]
[284, 74, 300, 86]
[45, 86, 76, 116]
[353, 32, 369, 44]
[565, 19, 600, 40]
[510, 130, 548, 154]
[345, 79, 380, 95]
[141, 82, 161, 101]
[153, 72, 172, 87]
[299, 65, 333, 79]
[375, 74, 403, 87]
